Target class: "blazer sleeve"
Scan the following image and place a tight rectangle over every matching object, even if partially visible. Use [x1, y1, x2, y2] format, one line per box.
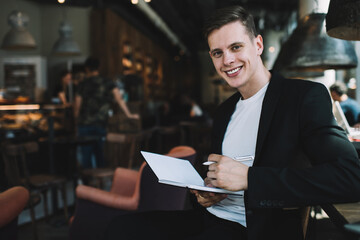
[246, 83, 360, 208]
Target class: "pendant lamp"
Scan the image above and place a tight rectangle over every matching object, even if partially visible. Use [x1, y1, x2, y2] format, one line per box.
[273, 13, 358, 72]
[326, 0, 360, 41]
[1, 10, 36, 50]
[52, 20, 81, 56]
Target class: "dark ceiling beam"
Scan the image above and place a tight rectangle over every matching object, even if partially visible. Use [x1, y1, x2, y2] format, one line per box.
[149, 0, 192, 38]
[108, 2, 182, 55]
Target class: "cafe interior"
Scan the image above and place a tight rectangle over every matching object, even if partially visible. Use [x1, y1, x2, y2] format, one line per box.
[0, 0, 360, 239]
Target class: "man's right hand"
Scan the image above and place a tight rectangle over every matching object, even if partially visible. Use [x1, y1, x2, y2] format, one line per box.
[190, 178, 227, 207]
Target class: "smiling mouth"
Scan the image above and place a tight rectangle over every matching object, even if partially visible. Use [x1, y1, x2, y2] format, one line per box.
[225, 67, 242, 76]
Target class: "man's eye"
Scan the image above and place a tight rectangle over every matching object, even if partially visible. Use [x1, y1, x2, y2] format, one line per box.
[212, 51, 222, 58]
[232, 45, 241, 51]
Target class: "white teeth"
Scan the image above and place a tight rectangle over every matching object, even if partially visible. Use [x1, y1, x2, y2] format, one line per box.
[227, 67, 240, 74]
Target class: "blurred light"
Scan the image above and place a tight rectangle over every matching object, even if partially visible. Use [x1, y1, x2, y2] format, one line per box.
[268, 46, 275, 53]
[179, 49, 185, 56]
[0, 104, 40, 110]
[174, 56, 180, 61]
[131, 0, 139, 4]
[145, 0, 151, 2]
[58, 0, 65, 3]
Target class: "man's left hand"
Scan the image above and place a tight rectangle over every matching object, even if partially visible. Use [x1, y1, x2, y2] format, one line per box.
[206, 154, 249, 191]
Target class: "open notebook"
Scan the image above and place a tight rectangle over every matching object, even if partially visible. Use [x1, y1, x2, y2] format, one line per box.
[333, 101, 360, 139]
[141, 151, 244, 196]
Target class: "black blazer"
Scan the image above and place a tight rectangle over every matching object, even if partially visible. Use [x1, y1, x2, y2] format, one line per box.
[211, 72, 360, 240]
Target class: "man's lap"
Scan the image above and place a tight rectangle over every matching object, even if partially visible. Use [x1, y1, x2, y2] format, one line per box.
[105, 208, 247, 240]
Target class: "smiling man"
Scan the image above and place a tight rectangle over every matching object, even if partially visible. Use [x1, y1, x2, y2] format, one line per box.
[105, 5, 360, 240]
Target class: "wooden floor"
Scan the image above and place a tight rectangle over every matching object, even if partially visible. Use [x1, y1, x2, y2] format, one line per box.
[18, 212, 71, 240]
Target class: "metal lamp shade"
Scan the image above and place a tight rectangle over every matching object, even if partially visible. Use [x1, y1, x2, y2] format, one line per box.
[273, 13, 358, 72]
[52, 21, 80, 56]
[326, 0, 360, 41]
[1, 10, 36, 50]
[2, 27, 36, 49]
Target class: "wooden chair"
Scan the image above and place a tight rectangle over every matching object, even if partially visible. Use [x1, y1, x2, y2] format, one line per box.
[81, 129, 155, 189]
[1, 141, 69, 223]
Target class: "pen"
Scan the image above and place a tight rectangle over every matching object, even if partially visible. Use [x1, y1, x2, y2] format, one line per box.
[203, 155, 254, 165]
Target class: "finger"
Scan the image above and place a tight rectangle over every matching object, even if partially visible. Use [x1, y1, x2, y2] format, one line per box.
[190, 189, 200, 193]
[207, 171, 217, 180]
[207, 178, 219, 188]
[207, 154, 221, 162]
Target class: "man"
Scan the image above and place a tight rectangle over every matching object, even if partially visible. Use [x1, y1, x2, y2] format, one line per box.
[330, 82, 360, 126]
[74, 57, 139, 169]
[106, 6, 360, 240]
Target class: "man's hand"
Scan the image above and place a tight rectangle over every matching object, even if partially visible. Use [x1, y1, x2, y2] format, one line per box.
[190, 186, 227, 207]
[206, 154, 249, 191]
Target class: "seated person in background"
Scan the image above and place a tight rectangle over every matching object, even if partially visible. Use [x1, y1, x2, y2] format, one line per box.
[53, 70, 75, 105]
[330, 82, 360, 126]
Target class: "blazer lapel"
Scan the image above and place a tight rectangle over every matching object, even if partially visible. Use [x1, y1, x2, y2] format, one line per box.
[254, 72, 284, 165]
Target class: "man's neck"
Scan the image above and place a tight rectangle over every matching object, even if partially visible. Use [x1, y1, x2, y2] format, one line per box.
[238, 65, 271, 100]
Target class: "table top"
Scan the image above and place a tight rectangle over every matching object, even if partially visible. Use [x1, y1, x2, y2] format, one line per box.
[334, 202, 360, 224]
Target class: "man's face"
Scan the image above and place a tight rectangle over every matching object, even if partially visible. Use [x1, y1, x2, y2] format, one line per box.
[208, 21, 263, 91]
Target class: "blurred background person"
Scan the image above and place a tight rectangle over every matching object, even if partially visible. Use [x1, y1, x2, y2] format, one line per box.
[330, 82, 360, 126]
[74, 57, 139, 169]
[53, 70, 75, 106]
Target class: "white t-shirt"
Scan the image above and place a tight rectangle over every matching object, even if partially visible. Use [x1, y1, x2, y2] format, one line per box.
[207, 83, 269, 227]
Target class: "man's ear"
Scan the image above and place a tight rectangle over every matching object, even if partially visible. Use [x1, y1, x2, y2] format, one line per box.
[255, 35, 264, 56]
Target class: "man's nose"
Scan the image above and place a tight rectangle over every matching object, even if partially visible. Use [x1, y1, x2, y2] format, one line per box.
[223, 52, 235, 66]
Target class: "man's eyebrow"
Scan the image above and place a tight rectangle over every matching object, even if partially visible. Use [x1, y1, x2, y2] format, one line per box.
[210, 41, 245, 54]
[229, 41, 244, 47]
[210, 48, 221, 55]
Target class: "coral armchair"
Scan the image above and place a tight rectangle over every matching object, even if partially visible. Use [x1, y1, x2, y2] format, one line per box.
[0, 186, 29, 240]
[69, 146, 196, 240]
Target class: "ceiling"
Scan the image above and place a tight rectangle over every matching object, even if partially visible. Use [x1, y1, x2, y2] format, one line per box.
[28, 0, 299, 55]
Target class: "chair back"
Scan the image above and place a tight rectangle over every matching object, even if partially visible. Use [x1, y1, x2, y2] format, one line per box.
[137, 146, 196, 211]
[1, 143, 29, 188]
[2, 141, 41, 189]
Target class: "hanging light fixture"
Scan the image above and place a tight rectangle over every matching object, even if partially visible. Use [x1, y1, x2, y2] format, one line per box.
[1, 10, 36, 50]
[52, 20, 81, 56]
[273, 14, 357, 72]
[52, 7, 80, 56]
[326, 0, 360, 41]
[273, 0, 358, 73]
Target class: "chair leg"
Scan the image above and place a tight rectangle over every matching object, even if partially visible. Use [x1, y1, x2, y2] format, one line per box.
[61, 183, 69, 220]
[42, 190, 49, 222]
[28, 199, 39, 240]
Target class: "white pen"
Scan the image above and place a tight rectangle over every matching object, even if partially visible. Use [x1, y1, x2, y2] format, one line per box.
[203, 155, 254, 165]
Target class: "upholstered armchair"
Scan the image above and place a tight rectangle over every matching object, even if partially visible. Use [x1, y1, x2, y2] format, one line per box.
[0, 186, 29, 240]
[69, 146, 197, 240]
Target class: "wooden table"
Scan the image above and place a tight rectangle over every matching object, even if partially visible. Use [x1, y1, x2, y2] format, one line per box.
[321, 199, 360, 239]
[333, 202, 360, 224]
